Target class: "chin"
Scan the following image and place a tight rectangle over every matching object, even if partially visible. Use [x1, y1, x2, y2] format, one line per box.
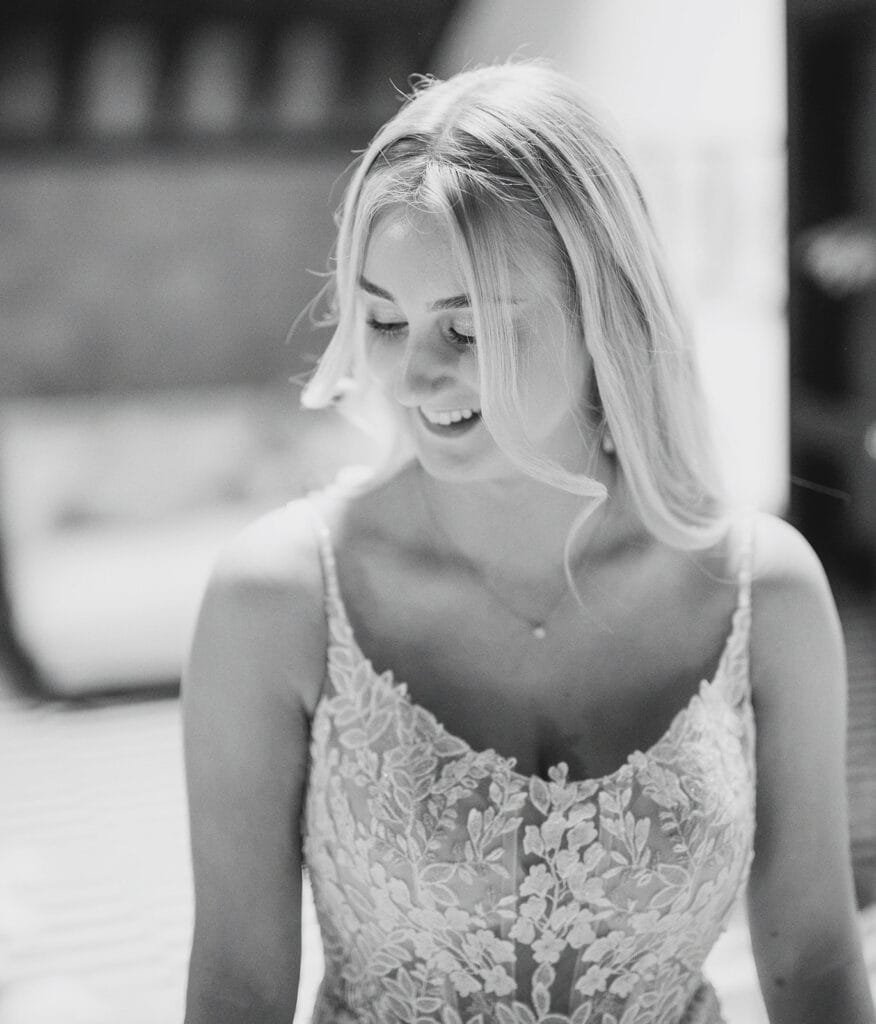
[403, 412, 522, 486]
[412, 446, 521, 487]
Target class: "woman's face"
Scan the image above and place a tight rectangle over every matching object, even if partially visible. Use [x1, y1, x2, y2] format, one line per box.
[360, 209, 589, 484]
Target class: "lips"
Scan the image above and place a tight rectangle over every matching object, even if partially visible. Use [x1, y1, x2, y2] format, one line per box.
[420, 406, 479, 425]
[417, 407, 482, 435]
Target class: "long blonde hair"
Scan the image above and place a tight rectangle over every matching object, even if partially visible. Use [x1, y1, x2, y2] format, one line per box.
[301, 61, 731, 550]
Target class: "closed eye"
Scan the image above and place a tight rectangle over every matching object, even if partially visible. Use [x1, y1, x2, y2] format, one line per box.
[447, 326, 476, 347]
[366, 318, 476, 348]
[366, 317, 406, 337]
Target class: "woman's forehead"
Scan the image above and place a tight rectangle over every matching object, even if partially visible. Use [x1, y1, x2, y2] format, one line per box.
[362, 208, 564, 307]
[364, 211, 459, 284]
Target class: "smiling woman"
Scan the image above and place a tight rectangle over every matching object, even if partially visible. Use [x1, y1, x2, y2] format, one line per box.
[354, 209, 583, 487]
[358, 262, 480, 432]
[300, 64, 729, 555]
[182, 62, 876, 1024]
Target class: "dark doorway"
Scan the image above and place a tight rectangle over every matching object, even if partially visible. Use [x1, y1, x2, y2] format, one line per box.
[787, 1, 876, 584]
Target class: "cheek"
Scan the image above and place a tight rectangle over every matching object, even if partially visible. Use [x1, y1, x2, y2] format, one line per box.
[364, 336, 401, 385]
[520, 376, 569, 434]
[517, 314, 586, 421]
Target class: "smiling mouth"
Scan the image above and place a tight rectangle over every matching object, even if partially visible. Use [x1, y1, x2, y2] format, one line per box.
[417, 408, 482, 436]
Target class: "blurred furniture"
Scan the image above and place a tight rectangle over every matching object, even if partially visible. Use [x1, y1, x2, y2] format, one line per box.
[0, 0, 463, 696]
[0, 390, 378, 696]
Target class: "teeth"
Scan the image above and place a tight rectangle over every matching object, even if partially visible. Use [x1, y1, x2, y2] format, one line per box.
[421, 407, 480, 426]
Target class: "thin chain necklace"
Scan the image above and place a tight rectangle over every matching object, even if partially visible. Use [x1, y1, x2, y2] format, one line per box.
[416, 481, 572, 640]
[480, 573, 570, 639]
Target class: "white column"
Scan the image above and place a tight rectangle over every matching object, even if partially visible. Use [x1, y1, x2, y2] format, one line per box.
[436, 0, 788, 511]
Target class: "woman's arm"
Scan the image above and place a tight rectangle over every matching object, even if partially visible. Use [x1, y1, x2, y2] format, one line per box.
[182, 503, 326, 1024]
[747, 515, 875, 1023]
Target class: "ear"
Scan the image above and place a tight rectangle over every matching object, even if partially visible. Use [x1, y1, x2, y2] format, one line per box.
[586, 363, 603, 418]
[585, 363, 615, 456]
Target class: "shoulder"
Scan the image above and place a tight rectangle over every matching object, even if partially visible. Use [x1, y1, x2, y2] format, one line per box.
[745, 511, 845, 715]
[749, 510, 832, 593]
[207, 498, 325, 602]
[185, 498, 327, 716]
[183, 500, 324, 1016]
[747, 511, 843, 660]
[741, 517, 866, 994]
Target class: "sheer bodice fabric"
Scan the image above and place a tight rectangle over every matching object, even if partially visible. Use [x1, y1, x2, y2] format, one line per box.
[301, 499, 757, 1024]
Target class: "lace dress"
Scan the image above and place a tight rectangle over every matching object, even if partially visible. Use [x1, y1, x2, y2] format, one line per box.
[302, 501, 757, 1024]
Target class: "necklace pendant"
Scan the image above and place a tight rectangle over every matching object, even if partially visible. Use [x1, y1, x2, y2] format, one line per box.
[531, 624, 547, 639]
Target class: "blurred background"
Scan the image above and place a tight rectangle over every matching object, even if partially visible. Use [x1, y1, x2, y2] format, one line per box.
[0, 0, 874, 1021]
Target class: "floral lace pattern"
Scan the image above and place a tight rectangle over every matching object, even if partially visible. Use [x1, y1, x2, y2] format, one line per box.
[302, 504, 756, 1024]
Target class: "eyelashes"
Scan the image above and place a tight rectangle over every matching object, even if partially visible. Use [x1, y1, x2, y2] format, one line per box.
[447, 327, 477, 347]
[365, 318, 476, 348]
[365, 318, 404, 337]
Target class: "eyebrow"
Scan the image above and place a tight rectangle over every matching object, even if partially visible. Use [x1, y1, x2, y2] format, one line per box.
[358, 274, 471, 311]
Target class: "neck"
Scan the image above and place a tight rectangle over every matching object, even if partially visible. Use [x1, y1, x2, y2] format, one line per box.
[412, 458, 637, 585]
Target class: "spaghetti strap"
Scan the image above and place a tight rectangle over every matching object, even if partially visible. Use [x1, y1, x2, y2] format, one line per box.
[303, 490, 354, 636]
[736, 510, 756, 613]
[713, 511, 756, 705]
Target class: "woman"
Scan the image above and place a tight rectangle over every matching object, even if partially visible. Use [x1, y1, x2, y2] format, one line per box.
[182, 63, 875, 1023]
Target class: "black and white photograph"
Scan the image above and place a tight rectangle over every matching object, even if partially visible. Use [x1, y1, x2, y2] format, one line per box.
[1, 1, 875, 1022]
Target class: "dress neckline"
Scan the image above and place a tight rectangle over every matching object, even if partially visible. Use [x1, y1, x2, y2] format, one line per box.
[305, 490, 754, 789]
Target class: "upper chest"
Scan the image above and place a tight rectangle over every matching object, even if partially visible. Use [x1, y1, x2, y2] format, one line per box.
[331, 531, 740, 781]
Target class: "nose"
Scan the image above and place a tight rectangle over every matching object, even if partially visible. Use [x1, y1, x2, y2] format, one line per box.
[391, 328, 458, 406]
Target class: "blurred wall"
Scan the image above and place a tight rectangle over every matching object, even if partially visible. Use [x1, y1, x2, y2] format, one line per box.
[0, 2, 787, 488]
[0, 155, 342, 394]
[0, 5, 462, 691]
[0, 5, 462, 398]
[436, 0, 788, 512]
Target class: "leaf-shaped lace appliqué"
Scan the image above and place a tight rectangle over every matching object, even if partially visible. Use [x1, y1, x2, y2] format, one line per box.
[302, 501, 757, 1024]
[304, 631, 755, 1024]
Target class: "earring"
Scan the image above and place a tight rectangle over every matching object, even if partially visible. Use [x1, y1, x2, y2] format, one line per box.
[601, 429, 615, 455]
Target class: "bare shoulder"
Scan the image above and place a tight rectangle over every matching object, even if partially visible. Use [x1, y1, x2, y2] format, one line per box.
[185, 498, 327, 715]
[210, 497, 324, 595]
[749, 510, 833, 593]
[745, 511, 845, 714]
[740, 528, 872, 1013]
[183, 499, 325, 1019]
